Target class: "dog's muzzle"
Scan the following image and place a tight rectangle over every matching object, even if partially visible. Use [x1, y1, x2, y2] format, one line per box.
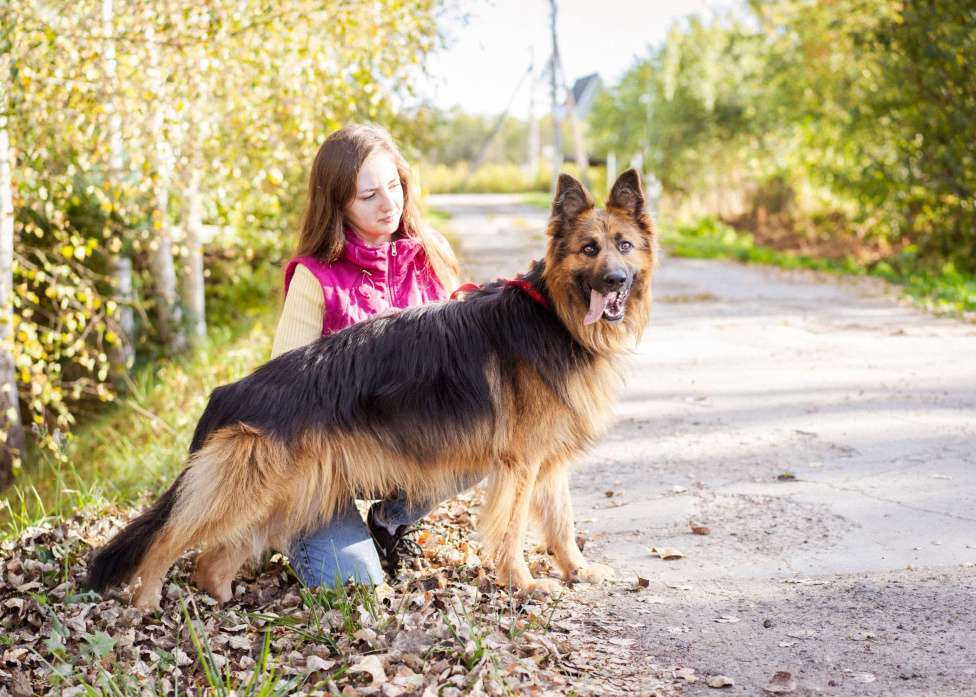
[583, 269, 632, 325]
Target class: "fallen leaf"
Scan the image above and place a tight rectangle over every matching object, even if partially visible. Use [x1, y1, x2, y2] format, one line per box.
[708, 675, 734, 688]
[635, 577, 650, 589]
[306, 655, 335, 672]
[783, 578, 828, 586]
[673, 667, 698, 683]
[778, 641, 796, 648]
[650, 547, 684, 560]
[349, 655, 387, 686]
[785, 629, 816, 639]
[764, 671, 797, 693]
[848, 630, 876, 641]
[689, 521, 712, 535]
[714, 615, 740, 624]
[667, 583, 693, 591]
[776, 472, 796, 481]
[670, 485, 688, 494]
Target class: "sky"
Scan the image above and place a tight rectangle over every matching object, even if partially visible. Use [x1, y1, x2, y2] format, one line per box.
[417, 0, 742, 117]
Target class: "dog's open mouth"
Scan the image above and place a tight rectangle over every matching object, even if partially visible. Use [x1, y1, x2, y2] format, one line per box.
[583, 286, 631, 325]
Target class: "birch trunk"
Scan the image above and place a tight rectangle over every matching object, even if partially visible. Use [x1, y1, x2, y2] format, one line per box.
[0, 53, 25, 490]
[181, 165, 206, 343]
[146, 23, 186, 355]
[102, 0, 135, 383]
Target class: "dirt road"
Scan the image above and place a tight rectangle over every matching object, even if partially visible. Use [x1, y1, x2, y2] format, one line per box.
[430, 193, 976, 696]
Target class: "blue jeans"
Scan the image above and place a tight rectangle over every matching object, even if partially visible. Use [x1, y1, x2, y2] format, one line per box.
[288, 471, 483, 588]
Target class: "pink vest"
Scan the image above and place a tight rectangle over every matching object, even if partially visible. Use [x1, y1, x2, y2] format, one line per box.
[284, 229, 447, 335]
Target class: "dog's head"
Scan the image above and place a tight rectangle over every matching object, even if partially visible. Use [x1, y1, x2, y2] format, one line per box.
[542, 169, 655, 353]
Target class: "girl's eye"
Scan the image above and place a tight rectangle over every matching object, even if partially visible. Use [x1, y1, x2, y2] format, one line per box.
[389, 180, 401, 190]
[618, 240, 633, 253]
[582, 243, 598, 256]
[362, 193, 375, 201]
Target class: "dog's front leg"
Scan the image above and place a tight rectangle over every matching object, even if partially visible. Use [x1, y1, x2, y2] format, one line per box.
[532, 462, 615, 585]
[479, 458, 562, 595]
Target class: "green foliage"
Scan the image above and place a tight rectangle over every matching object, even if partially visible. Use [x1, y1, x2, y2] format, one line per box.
[591, 0, 976, 275]
[407, 107, 532, 167]
[664, 217, 976, 316]
[421, 162, 550, 195]
[1, 0, 445, 468]
[1, 304, 276, 533]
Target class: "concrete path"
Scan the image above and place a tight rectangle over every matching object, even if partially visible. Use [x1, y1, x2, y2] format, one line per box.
[430, 193, 976, 696]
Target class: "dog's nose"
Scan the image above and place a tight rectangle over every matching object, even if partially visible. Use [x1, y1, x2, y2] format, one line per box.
[603, 269, 627, 290]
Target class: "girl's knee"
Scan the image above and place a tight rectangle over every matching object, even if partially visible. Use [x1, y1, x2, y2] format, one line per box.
[287, 508, 384, 587]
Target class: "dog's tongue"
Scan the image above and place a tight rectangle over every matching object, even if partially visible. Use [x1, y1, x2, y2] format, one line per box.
[583, 289, 608, 325]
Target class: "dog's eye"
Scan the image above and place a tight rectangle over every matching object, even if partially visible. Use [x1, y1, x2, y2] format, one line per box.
[581, 243, 599, 256]
[618, 240, 634, 253]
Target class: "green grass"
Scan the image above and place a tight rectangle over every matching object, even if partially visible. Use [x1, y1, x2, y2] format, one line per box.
[519, 191, 552, 210]
[662, 216, 976, 317]
[1, 302, 279, 538]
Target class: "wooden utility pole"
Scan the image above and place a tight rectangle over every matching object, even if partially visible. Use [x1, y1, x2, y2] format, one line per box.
[526, 49, 540, 178]
[548, 0, 589, 191]
[548, 0, 563, 194]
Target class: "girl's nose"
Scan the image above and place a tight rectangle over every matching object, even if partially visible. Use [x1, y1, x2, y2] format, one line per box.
[376, 187, 395, 212]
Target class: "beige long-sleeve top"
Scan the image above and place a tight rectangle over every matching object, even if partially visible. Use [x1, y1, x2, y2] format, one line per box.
[270, 264, 324, 358]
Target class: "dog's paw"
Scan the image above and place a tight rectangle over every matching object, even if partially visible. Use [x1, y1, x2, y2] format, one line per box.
[570, 562, 616, 585]
[520, 577, 564, 596]
[496, 564, 563, 596]
[129, 586, 162, 611]
[192, 570, 233, 604]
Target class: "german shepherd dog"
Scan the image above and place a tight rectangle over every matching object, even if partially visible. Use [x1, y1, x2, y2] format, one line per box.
[86, 170, 655, 609]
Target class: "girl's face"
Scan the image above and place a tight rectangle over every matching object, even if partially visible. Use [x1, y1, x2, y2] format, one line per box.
[344, 150, 404, 244]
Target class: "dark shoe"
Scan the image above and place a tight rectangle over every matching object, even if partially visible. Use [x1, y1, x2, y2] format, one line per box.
[367, 504, 422, 579]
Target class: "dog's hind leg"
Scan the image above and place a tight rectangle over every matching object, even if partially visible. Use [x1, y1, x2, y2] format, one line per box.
[479, 457, 561, 595]
[192, 542, 252, 604]
[531, 461, 615, 585]
[128, 425, 287, 609]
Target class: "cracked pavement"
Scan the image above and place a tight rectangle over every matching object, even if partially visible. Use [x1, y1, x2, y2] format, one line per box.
[431, 193, 976, 696]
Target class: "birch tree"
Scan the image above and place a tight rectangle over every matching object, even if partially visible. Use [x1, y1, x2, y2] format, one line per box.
[0, 26, 25, 489]
[101, 0, 136, 383]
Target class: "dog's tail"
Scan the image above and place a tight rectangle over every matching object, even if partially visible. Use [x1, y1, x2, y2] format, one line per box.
[86, 423, 312, 599]
[85, 470, 186, 592]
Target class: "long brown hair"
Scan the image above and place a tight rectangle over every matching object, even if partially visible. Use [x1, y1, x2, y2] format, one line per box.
[296, 124, 459, 290]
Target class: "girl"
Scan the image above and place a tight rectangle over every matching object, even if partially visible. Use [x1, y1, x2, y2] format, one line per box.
[271, 124, 471, 587]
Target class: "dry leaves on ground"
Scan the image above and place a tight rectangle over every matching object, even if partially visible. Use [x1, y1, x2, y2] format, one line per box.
[0, 491, 679, 696]
[764, 670, 797, 693]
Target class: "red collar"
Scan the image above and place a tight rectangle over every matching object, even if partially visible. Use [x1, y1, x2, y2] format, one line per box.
[450, 277, 550, 309]
[506, 278, 549, 309]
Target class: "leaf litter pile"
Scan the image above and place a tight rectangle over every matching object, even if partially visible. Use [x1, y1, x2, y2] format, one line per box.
[1, 491, 679, 695]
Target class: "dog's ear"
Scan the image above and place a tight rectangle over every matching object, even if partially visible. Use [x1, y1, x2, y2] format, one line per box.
[606, 169, 646, 221]
[550, 173, 594, 230]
